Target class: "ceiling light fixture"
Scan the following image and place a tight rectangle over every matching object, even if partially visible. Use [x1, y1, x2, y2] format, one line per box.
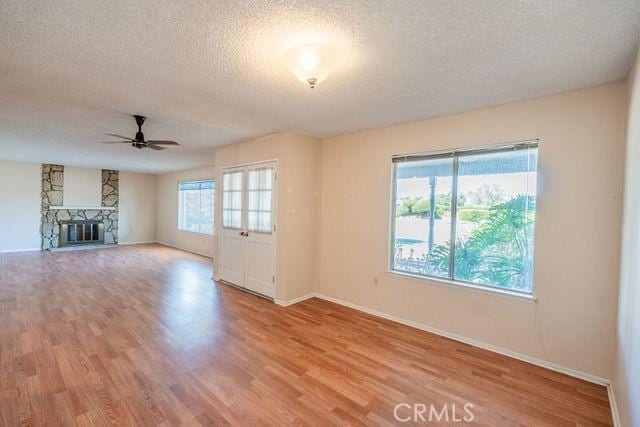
[281, 43, 341, 89]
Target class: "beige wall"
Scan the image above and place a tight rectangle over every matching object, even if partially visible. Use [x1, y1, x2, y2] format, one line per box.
[156, 166, 216, 257]
[317, 83, 626, 380]
[213, 132, 321, 302]
[119, 172, 157, 244]
[0, 160, 41, 251]
[613, 51, 640, 427]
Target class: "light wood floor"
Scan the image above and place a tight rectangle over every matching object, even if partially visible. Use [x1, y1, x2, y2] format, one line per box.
[0, 244, 612, 425]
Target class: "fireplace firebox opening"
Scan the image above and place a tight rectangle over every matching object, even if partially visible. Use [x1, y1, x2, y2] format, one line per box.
[59, 220, 104, 247]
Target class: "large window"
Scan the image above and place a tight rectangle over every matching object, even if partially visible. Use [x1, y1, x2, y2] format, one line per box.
[178, 180, 215, 235]
[391, 142, 538, 294]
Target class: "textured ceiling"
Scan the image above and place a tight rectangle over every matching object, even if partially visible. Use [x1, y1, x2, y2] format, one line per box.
[1, 0, 639, 173]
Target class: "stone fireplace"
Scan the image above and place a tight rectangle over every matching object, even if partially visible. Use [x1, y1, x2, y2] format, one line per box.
[41, 165, 119, 249]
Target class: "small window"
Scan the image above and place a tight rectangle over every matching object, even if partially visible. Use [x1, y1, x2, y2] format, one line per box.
[391, 142, 538, 294]
[178, 180, 215, 235]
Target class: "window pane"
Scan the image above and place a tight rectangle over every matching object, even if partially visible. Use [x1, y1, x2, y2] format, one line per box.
[246, 168, 273, 233]
[248, 210, 272, 232]
[392, 157, 454, 279]
[179, 191, 185, 229]
[222, 171, 243, 229]
[222, 191, 230, 208]
[190, 190, 201, 232]
[248, 211, 258, 231]
[178, 180, 215, 235]
[222, 209, 230, 227]
[259, 212, 271, 232]
[231, 210, 241, 229]
[454, 148, 537, 292]
[232, 191, 242, 209]
[259, 192, 271, 211]
[248, 190, 259, 210]
[199, 188, 214, 234]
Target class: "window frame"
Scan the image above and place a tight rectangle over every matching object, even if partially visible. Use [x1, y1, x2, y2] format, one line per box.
[388, 140, 539, 298]
[177, 179, 215, 236]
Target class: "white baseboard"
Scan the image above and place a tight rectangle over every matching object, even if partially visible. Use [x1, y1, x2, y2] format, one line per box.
[607, 384, 621, 427]
[0, 247, 41, 253]
[1, 243, 156, 253]
[275, 293, 315, 307]
[310, 292, 611, 387]
[156, 241, 213, 259]
[118, 241, 157, 246]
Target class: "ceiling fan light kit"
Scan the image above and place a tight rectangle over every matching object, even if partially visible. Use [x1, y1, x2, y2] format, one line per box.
[100, 115, 180, 151]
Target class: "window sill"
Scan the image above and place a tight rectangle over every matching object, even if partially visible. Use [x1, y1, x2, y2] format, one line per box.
[386, 270, 537, 302]
[178, 229, 214, 237]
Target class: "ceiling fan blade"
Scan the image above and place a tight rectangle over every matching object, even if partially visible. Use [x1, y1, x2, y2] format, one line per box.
[147, 144, 167, 151]
[147, 140, 179, 145]
[99, 141, 131, 144]
[105, 133, 134, 140]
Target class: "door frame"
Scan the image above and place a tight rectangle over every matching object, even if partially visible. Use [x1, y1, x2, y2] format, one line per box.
[217, 159, 279, 300]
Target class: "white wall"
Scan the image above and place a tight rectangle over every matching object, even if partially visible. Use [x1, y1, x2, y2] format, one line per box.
[63, 166, 102, 207]
[119, 172, 157, 244]
[317, 83, 626, 381]
[613, 49, 640, 427]
[156, 166, 216, 257]
[0, 160, 41, 251]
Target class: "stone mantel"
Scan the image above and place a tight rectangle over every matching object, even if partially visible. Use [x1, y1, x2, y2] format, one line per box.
[48, 206, 117, 211]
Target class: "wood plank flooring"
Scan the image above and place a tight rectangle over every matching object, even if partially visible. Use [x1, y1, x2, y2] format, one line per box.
[0, 244, 612, 425]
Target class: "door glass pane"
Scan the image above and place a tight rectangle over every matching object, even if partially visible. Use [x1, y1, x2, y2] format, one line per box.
[247, 168, 273, 233]
[454, 147, 537, 292]
[392, 157, 454, 279]
[222, 171, 243, 229]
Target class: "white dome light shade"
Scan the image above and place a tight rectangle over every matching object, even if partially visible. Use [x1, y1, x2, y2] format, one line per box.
[281, 43, 341, 88]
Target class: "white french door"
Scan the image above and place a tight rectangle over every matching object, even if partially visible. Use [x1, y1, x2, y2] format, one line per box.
[219, 161, 277, 298]
[219, 166, 245, 287]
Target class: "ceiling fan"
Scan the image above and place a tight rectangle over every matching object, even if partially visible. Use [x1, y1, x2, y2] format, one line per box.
[100, 115, 180, 150]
